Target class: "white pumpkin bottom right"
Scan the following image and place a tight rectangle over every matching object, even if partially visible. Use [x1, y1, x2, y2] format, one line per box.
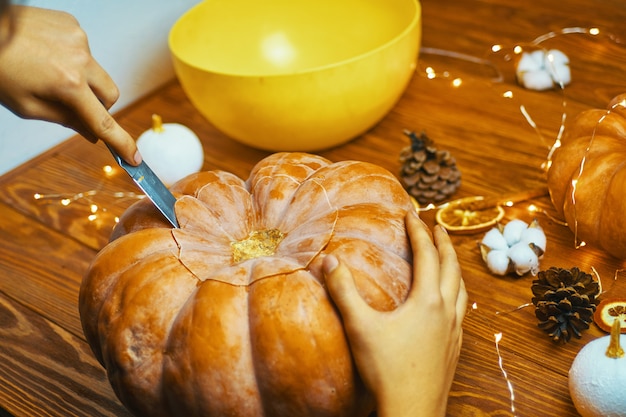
[568, 334, 626, 417]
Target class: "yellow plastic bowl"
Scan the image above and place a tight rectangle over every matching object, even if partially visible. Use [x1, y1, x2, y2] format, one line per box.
[169, 0, 421, 151]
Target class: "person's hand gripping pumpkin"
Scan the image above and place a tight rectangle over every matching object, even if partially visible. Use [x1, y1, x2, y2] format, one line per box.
[323, 210, 467, 417]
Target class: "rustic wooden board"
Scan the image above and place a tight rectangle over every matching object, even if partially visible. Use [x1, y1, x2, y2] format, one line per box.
[1, 0, 626, 415]
[0, 292, 131, 417]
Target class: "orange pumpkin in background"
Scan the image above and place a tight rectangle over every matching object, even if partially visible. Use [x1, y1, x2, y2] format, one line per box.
[79, 152, 414, 417]
[548, 93, 626, 259]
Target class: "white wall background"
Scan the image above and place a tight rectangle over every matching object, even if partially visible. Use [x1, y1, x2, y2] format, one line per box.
[0, 0, 202, 175]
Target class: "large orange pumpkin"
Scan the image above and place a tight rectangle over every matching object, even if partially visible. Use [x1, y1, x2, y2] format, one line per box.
[79, 152, 414, 417]
[547, 93, 626, 259]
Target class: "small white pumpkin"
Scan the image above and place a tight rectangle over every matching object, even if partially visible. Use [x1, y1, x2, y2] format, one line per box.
[569, 319, 626, 417]
[136, 114, 204, 186]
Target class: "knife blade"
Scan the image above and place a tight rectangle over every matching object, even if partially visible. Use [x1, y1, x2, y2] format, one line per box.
[107, 145, 179, 228]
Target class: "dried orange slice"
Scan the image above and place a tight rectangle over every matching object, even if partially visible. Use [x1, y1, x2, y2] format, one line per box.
[594, 299, 626, 333]
[435, 195, 505, 234]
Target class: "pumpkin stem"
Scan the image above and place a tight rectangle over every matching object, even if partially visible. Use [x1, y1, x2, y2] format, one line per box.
[152, 114, 164, 133]
[231, 229, 285, 264]
[606, 318, 624, 359]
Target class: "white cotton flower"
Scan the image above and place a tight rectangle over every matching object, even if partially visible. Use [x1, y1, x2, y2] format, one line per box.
[479, 218, 547, 276]
[516, 50, 544, 72]
[520, 225, 547, 252]
[502, 219, 529, 246]
[515, 49, 571, 91]
[486, 250, 511, 276]
[519, 70, 555, 91]
[546, 49, 571, 86]
[546, 49, 569, 66]
[481, 227, 509, 251]
[507, 242, 540, 276]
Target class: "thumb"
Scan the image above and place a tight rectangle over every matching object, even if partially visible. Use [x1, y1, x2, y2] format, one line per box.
[323, 255, 370, 323]
[71, 89, 141, 166]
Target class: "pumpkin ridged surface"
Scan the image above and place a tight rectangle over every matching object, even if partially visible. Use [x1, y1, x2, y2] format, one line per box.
[547, 93, 626, 259]
[80, 152, 414, 417]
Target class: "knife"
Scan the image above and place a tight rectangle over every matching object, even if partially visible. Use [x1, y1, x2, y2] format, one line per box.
[107, 145, 179, 228]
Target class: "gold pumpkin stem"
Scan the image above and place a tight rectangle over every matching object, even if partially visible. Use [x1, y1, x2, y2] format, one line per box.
[152, 114, 164, 133]
[231, 229, 284, 264]
[606, 318, 624, 359]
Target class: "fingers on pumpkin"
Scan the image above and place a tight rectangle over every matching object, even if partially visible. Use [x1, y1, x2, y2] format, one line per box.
[456, 278, 469, 324]
[406, 214, 466, 320]
[406, 212, 440, 297]
[323, 254, 371, 322]
[433, 225, 466, 309]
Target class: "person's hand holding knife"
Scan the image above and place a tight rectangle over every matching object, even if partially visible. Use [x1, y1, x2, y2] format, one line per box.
[0, 4, 140, 166]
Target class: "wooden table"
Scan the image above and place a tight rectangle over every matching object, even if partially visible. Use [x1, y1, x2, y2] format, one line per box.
[2, 0, 626, 415]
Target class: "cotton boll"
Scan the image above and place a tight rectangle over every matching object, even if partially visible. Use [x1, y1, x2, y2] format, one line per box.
[516, 51, 542, 73]
[521, 71, 555, 91]
[516, 50, 549, 90]
[546, 50, 571, 86]
[486, 249, 511, 276]
[520, 226, 547, 252]
[507, 242, 540, 276]
[551, 65, 571, 86]
[529, 49, 547, 64]
[502, 219, 529, 246]
[515, 49, 571, 91]
[547, 49, 569, 66]
[481, 227, 509, 251]
[479, 219, 547, 277]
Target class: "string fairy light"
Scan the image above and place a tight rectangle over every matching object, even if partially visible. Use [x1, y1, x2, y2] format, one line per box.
[530, 27, 601, 45]
[509, 28, 625, 247]
[566, 99, 626, 248]
[419, 46, 503, 87]
[32, 164, 144, 224]
[418, 26, 626, 251]
[468, 302, 518, 415]
[494, 332, 517, 416]
[417, 27, 625, 415]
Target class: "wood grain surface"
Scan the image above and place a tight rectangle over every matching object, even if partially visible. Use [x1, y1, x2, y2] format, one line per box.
[2, 0, 626, 416]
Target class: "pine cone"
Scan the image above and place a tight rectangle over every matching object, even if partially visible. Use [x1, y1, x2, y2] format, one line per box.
[399, 130, 461, 204]
[531, 267, 600, 344]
